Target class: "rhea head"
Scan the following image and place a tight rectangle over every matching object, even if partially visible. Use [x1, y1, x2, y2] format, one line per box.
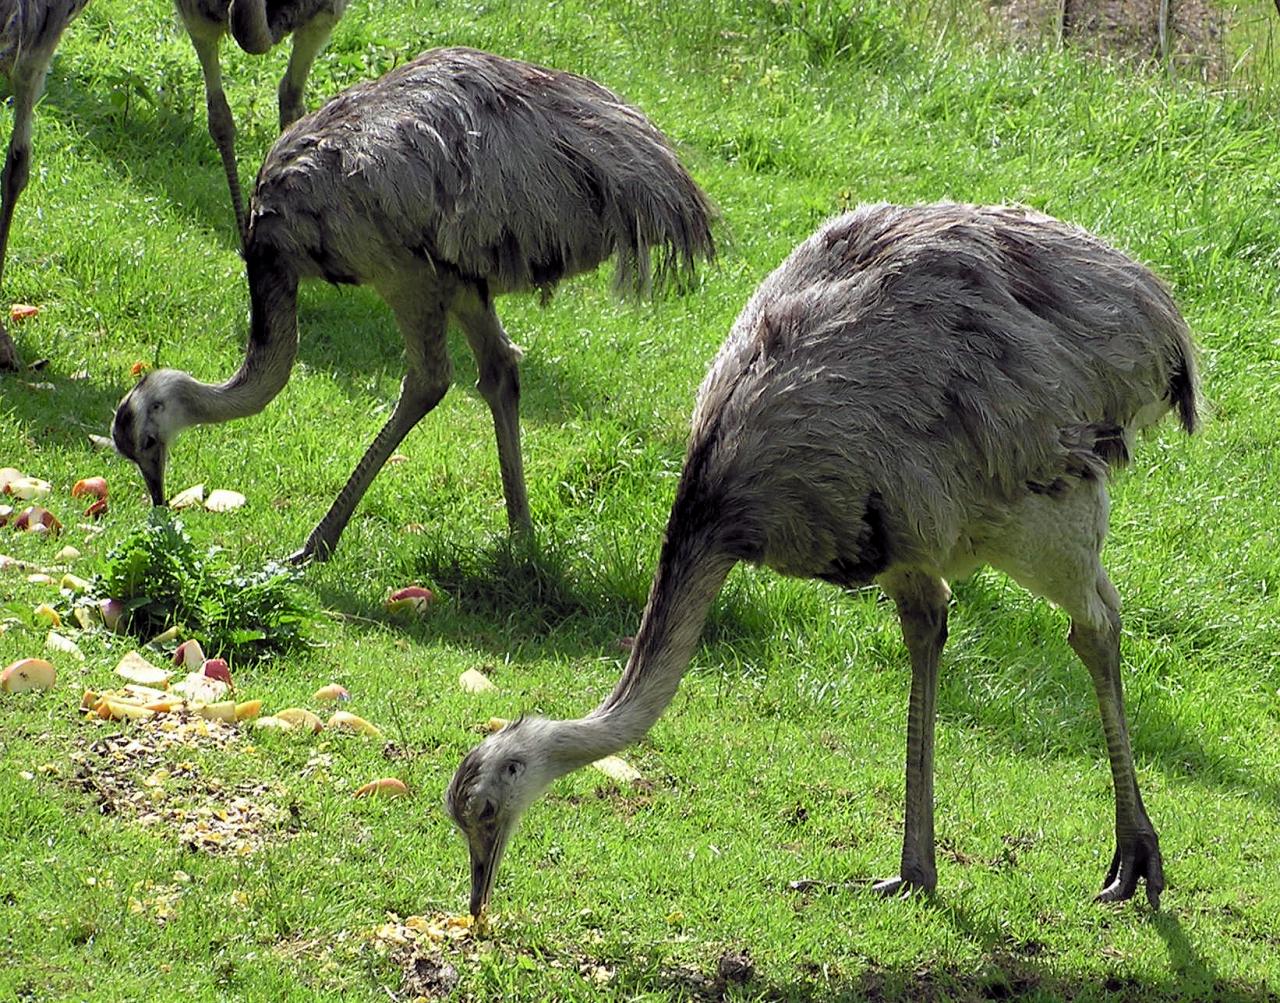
[111, 369, 200, 507]
[445, 717, 571, 919]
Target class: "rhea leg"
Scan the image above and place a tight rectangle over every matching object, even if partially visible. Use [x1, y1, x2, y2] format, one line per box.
[453, 292, 532, 535]
[277, 14, 338, 129]
[985, 481, 1162, 906]
[873, 570, 951, 895]
[0, 62, 48, 371]
[1069, 580, 1163, 906]
[184, 21, 247, 246]
[290, 295, 451, 564]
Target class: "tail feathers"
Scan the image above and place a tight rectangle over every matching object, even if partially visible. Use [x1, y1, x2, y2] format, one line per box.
[1168, 352, 1198, 435]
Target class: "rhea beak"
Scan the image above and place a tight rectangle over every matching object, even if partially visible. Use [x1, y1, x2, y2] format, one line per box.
[467, 827, 509, 920]
[139, 449, 168, 507]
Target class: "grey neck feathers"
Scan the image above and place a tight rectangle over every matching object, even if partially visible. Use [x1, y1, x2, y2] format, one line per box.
[185, 264, 300, 426]
[569, 535, 736, 759]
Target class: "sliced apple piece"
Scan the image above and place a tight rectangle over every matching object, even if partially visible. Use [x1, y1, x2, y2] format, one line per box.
[354, 778, 408, 799]
[193, 701, 237, 724]
[276, 707, 323, 733]
[46, 631, 84, 661]
[71, 477, 108, 501]
[385, 585, 434, 616]
[591, 755, 643, 783]
[99, 599, 127, 633]
[6, 478, 51, 501]
[172, 639, 205, 671]
[102, 699, 155, 722]
[56, 545, 81, 562]
[459, 668, 497, 694]
[327, 711, 383, 738]
[33, 603, 61, 628]
[14, 505, 60, 533]
[253, 716, 295, 732]
[234, 699, 262, 721]
[60, 573, 90, 594]
[115, 651, 172, 688]
[200, 658, 233, 689]
[204, 489, 246, 512]
[1, 657, 56, 692]
[168, 484, 205, 510]
[172, 670, 228, 704]
[148, 625, 181, 645]
[312, 683, 350, 703]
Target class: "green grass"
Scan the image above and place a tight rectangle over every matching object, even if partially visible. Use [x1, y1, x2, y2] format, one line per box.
[3, 1, 1280, 999]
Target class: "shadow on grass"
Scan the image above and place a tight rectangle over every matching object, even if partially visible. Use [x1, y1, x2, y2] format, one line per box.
[290, 283, 608, 428]
[0, 367, 123, 452]
[308, 530, 768, 667]
[595, 908, 1263, 1003]
[304, 526, 1280, 814]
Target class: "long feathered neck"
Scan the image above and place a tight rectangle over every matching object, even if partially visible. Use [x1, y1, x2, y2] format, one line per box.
[184, 251, 300, 425]
[539, 527, 737, 773]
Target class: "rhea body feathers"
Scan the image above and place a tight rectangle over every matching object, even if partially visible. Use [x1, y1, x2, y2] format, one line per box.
[448, 202, 1196, 918]
[113, 47, 715, 561]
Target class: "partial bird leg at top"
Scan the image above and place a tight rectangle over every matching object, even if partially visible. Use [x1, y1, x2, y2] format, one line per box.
[873, 570, 951, 896]
[277, 13, 340, 128]
[288, 293, 451, 564]
[185, 23, 248, 246]
[453, 292, 532, 536]
[0, 58, 51, 371]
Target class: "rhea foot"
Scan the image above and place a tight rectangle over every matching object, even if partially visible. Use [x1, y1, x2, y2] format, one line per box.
[287, 532, 335, 566]
[871, 873, 935, 897]
[1097, 830, 1163, 908]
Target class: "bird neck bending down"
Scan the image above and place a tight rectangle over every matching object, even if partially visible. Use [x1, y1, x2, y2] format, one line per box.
[446, 523, 737, 919]
[111, 253, 300, 506]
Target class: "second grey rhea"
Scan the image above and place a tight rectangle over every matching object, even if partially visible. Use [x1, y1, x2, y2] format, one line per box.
[111, 46, 715, 562]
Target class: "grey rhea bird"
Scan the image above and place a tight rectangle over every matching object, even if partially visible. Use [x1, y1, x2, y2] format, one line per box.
[446, 202, 1198, 919]
[111, 46, 715, 563]
[0, 0, 90, 372]
[174, 0, 347, 246]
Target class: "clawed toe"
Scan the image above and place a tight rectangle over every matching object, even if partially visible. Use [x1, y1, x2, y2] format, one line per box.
[1095, 833, 1163, 908]
[872, 874, 933, 898]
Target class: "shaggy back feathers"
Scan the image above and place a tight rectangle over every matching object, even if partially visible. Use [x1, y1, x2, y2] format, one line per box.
[677, 203, 1198, 579]
[248, 47, 715, 297]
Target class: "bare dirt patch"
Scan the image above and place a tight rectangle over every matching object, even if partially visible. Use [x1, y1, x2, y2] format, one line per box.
[65, 715, 289, 855]
[989, 0, 1231, 78]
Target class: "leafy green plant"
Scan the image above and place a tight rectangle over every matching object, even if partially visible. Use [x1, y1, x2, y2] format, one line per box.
[88, 510, 315, 660]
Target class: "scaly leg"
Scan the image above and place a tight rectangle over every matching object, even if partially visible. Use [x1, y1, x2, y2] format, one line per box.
[984, 480, 1163, 907]
[289, 295, 450, 564]
[185, 25, 247, 246]
[453, 292, 532, 535]
[277, 14, 339, 129]
[874, 571, 950, 895]
[0, 61, 47, 371]
[1068, 575, 1164, 907]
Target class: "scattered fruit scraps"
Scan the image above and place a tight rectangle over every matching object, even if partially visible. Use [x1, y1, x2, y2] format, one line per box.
[65, 716, 286, 856]
[373, 912, 476, 949]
